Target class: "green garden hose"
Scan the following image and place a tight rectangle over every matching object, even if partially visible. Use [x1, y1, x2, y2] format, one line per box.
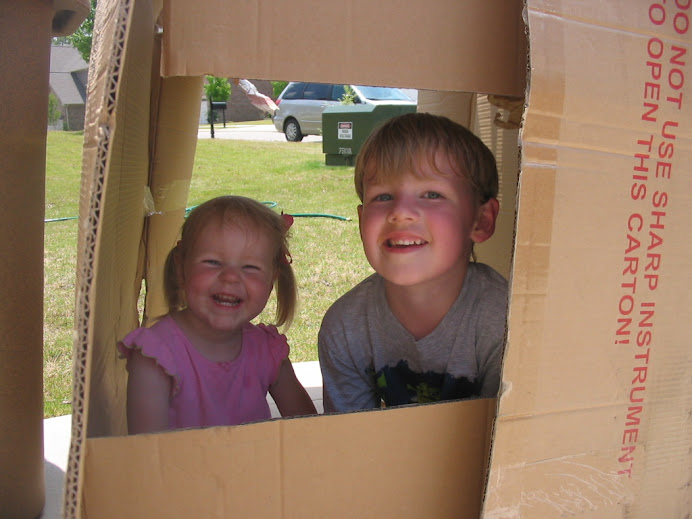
[46, 202, 351, 223]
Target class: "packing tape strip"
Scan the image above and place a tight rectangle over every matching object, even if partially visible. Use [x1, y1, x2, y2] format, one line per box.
[146, 180, 191, 216]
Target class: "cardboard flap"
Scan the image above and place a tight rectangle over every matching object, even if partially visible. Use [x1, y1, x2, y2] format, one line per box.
[52, 0, 91, 36]
[484, 2, 692, 517]
[1, 2, 58, 516]
[83, 399, 496, 518]
[161, 0, 526, 96]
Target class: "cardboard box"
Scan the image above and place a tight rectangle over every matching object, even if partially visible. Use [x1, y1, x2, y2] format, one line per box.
[64, 0, 690, 517]
[0, 1, 89, 517]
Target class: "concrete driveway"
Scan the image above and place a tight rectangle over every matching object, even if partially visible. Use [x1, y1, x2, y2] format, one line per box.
[198, 123, 322, 143]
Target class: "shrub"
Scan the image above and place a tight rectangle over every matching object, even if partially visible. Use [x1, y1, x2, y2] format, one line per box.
[340, 85, 358, 105]
[48, 92, 62, 125]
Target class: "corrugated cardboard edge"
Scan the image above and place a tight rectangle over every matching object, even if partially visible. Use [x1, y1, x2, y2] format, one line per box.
[65, 1, 205, 517]
[64, 0, 135, 516]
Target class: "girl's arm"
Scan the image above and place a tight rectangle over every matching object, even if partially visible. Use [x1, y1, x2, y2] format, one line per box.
[125, 349, 171, 434]
[269, 359, 317, 417]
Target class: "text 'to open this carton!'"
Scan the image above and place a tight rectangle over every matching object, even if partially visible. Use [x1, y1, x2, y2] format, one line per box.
[65, 0, 690, 517]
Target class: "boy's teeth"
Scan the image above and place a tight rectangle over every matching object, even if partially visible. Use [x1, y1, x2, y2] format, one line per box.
[389, 239, 424, 246]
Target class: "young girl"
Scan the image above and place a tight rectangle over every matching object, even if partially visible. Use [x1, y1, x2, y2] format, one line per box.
[118, 195, 317, 434]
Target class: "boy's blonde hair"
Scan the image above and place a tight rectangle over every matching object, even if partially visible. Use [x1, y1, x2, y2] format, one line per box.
[354, 112, 499, 207]
[164, 196, 297, 328]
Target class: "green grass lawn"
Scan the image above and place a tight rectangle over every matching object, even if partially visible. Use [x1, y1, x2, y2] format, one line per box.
[44, 130, 373, 418]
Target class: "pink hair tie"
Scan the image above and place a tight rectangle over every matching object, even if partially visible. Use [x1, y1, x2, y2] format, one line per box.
[281, 212, 294, 230]
[280, 212, 293, 264]
[280, 250, 293, 265]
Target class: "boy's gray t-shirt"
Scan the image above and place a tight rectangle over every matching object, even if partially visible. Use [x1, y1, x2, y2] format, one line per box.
[318, 262, 508, 413]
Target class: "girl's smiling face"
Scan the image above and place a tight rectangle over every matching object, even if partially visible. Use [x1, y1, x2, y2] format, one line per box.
[177, 219, 276, 342]
[358, 151, 487, 291]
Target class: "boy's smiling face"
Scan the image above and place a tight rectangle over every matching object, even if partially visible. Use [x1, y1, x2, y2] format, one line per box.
[358, 151, 494, 291]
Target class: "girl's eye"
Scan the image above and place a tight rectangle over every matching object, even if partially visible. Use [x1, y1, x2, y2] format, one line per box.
[243, 264, 261, 271]
[203, 259, 221, 266]
[423, 191, 443, 199]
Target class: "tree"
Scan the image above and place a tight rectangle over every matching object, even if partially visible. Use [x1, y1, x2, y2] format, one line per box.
[203, 76, 231, 124]
[204, 76, 231, 102]
[272, 81, 288, 98]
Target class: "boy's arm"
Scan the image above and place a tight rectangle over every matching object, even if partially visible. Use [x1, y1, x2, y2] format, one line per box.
[269, 359, 317, 417]
[318, 310, 380, 413]
[476, 271, 509, 398]
[479, 338, 504, 398]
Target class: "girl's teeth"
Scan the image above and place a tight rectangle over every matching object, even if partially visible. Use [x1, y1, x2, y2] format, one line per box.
[214, 295, 240, 305]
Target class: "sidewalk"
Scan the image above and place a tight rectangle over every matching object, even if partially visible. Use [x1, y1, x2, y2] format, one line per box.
[40, 361, 323, 518]
[197, 123, 322, 142]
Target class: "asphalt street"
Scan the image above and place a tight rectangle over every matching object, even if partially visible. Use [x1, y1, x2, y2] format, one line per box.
[197, 124, 322, 143]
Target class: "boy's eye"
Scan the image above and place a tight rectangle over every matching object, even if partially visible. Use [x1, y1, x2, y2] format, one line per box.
[423, 191, 443, 199]
[372, 193, 393, 202]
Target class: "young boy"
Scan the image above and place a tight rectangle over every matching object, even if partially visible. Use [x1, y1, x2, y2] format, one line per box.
[318, 112, 508, 412]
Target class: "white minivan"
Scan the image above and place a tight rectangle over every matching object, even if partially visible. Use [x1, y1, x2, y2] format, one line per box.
[272, 82, 416, 142]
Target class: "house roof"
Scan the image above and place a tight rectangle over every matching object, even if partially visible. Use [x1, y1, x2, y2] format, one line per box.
[50, 45, 87, 73]
[50, 45, 88, 106]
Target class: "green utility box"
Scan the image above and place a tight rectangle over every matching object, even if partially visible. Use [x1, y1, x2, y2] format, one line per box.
[322, 104, 416, 166]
